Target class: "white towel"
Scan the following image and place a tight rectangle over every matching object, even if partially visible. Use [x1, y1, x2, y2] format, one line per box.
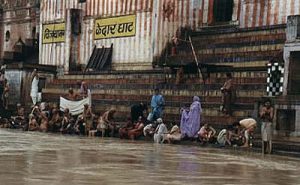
[60, 90, 92, 115]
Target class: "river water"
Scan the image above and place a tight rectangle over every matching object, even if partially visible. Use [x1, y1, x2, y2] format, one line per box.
[0, 129, 300, 185]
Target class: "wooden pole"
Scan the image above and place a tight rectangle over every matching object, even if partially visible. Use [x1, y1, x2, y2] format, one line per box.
[189, 36, 203, 83]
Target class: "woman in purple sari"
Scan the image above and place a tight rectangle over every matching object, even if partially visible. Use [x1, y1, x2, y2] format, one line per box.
[180, 96, 202, 138]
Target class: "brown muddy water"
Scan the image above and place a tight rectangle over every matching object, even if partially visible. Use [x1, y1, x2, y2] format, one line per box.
[0, 129, 300, 185]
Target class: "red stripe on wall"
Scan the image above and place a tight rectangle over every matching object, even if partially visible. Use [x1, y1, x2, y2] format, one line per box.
[291, 0, 295, 15]
[120, 0, 124, 14]
[199, 0, 204, 27]
[174, 0, 179, 22]
[252, 0, 258, 27]
[110, 0, 113, 14]
[135, 0, 138, 12]
[129, 0, 133, 12]
[115, 0, 119, 15]
[173, 0, 176, 23]
[124, 0, 127, 13]
[141, 0, 144, 11]
[244, 1, 250, 27]
[60, 0, 63, 18]
[273, 0, 279, 24]
[84, 0, 87, 16]
[208, 0, 214, 25]
[258, 0, 265, 27]
[150, 0, 153, 11]
[186, 0, 190, 26]
[106, 0, 109, 15]
[93, 0, 96, 16]
[102, 0, 105, 15]
[281, 1, 286, 23]
[266, 0, 271, 25]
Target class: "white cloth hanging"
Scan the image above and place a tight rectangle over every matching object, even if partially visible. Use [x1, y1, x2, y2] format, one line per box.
[60, 89, 91, 115]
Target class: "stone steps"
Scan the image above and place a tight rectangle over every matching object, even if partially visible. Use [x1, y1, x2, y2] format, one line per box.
[43, 85, 266, 98]
[42, 92, 255, 108]
[42, 68, 265, 127]
[41, 25, 283, 127]
[45, 83, 267, 93]
[165, 25, 285, 68]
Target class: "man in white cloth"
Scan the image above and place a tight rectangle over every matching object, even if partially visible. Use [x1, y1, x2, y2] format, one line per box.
[30, 69, 39, 106]
[259, 99, 274, 154]
[153, 118, 168, 143]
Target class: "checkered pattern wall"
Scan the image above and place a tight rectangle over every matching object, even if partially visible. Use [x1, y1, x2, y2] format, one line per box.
[267, 62, 284, 96]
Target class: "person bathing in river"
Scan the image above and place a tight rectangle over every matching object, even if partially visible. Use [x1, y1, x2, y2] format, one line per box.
[127, 116, 145, 140]
[28, 114, 39, 131]
[217, 123, 240, 146]
[198, 123, 216, 144]
[153, 118, 168, 143]
[82, 103, 95, 135]
[234, 118, 257, 148]
[166, 124, 181, 144]
[98, 108, 117, 137]
[119, 117, 133, 139]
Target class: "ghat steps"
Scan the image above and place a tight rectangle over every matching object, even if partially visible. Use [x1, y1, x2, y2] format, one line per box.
[42, 70, 267, 128]
[42, 25, 286, 128]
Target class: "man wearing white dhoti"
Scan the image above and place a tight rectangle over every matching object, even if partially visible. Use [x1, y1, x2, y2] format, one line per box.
[30, 69, 39, 106]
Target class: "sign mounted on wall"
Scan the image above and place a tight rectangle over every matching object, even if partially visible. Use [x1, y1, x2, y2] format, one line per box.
[94, 14, 136, 40]
[42, 23, 66, 44]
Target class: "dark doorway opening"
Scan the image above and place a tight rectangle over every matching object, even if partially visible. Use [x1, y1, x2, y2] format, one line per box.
[213, 0, 234, 23]
[276, 109, 296, 132]
[288, 51, 300, 94]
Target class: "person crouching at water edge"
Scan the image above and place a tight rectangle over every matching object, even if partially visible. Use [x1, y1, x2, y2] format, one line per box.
[166, 125, 182, 144]
[198, 123, 216, 144]
[235, 118, 257, 148]
[97, 108, 116, 137]
[180, 96, 202, 139]
[153, 118, 168, 143]
[217, 123, 240, 147]
[127, 116, 145, 140]
[143, 120, 158, 140]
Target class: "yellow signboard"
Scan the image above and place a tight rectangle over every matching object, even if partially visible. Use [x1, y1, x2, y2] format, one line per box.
[94, 15, 136, 40]
[42, 23, 66, 44]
